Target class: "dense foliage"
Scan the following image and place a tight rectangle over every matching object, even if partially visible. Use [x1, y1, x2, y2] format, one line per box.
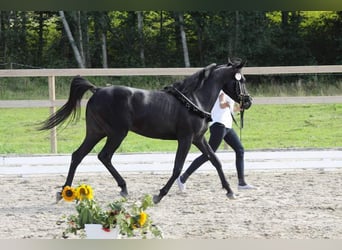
[1, 11, 342, 69]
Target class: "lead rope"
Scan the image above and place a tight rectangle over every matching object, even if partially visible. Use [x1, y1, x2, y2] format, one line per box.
[231, 110, 244, 141]
[240, 109, 244, 141]
[237, 78, 246, 141]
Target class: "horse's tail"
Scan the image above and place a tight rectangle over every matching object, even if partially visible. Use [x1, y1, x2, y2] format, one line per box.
[38, 76, 97, 130]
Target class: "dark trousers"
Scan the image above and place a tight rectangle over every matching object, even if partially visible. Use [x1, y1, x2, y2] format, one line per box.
[182, 122, 245, 184]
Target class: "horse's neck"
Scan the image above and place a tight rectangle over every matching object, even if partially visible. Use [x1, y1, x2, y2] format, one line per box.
[192, 84, 222, 113]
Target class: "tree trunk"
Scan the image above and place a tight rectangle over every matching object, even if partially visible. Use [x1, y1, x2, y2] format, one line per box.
[159, 11, 163, 37]
[190, 12, 205, 65]
[137, 11, 145, 67]
[234, 11, 239, 54]
[37, 12, 44, 66]
[59, 10, 85, 68]
[76, 11, 85, 66]
[101, 32, 108, 68]
[83, 17, 90, 68]
[281, 11, 289, 28]
[178, 12, 190, 67]
[0, 11, 2, 41]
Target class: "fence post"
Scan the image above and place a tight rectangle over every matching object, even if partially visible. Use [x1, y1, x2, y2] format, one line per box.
[48, 75, 57, 154]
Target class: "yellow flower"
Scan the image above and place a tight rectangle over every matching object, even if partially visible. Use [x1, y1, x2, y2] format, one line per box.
[62, 186, 76, 202]
[138, 211, 148, 227]
[76, 184, 94, 200]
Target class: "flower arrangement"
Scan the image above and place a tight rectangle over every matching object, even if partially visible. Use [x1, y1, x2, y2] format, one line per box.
[60, 184, 162, 239]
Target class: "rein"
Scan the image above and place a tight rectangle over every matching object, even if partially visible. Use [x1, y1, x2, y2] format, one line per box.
[164, 86, 212, 122]
[231, 110, 244, 141]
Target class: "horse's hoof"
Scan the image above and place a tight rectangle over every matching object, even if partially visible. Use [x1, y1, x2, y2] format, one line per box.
[153, 195, 162, 204]
[226, 192, 237, 200]
[56, 191, 62, 203]
[120, 190, 128, 198]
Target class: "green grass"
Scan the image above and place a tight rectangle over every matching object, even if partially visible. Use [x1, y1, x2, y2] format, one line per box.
[0, 103, 341, 155]
[243, 104, 342, 149]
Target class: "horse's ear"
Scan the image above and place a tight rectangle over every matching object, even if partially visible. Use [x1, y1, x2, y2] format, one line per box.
[236, 59, 247, 69]
[227, 57, 233, 66]
[228, 58, 247, 69]
[196, 63, 216, 90]
[204, 63, 217, 79]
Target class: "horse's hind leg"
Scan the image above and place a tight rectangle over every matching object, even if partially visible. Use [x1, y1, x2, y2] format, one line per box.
[98, 132, 128, 197]
[57, 133, 103, 202]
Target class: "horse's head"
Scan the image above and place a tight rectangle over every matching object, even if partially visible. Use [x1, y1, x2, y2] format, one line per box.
[220, 59, 252, 110]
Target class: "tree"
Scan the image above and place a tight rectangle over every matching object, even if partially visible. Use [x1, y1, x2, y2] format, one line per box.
[91, 11, 109, 68]
[189, 11, 208, 65]
[0, 10, 341, 69]
[76, 11, 86, 66]
[306, 11, 342, 64]
[137, 11, 145, 67]
[177, 12, 190, 67]
[59, 10, 85, 68]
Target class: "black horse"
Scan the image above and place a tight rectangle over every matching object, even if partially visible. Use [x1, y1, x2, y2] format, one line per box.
[39, 60, 252, 203]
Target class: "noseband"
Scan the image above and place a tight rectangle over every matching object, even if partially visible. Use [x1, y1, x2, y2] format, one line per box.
[234, 72, 252, 111]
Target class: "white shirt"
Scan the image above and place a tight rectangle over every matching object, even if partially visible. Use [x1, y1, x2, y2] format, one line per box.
[210, 91, 235, 129]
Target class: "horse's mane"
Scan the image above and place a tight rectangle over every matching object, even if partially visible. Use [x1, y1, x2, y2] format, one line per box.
[164, 63, 217, 95]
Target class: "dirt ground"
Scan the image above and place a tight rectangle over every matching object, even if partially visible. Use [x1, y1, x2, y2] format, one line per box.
[0, 168, 341, 239]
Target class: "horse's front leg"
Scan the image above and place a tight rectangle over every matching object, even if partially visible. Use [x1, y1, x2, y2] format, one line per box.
[193, 137, 236, 199]
[153, 137, 192, 204]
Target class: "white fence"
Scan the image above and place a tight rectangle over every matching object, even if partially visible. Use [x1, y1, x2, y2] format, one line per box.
[1, 66, 342, 153]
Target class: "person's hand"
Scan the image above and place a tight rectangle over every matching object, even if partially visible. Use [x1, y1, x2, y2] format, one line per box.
[234, 103, 242, 112]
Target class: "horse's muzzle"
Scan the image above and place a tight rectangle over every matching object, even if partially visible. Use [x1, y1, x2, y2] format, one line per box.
[240, 95, 252, 110]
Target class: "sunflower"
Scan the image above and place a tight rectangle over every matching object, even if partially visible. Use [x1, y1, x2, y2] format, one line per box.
[62, 186, 76, 202]
[138, 211, 148, 227]
[76, 184, 94, 200]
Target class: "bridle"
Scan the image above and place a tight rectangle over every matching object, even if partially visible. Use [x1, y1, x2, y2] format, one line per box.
[234, 72, 252, 110]
[233, 72, 252, 140]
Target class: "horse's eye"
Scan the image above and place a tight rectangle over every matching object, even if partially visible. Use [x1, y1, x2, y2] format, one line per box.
[235, 73, 242, 81]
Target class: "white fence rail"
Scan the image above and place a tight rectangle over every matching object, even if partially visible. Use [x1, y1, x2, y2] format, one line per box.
[1, 65, 342, 77]
[1, 65, 342, 153]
